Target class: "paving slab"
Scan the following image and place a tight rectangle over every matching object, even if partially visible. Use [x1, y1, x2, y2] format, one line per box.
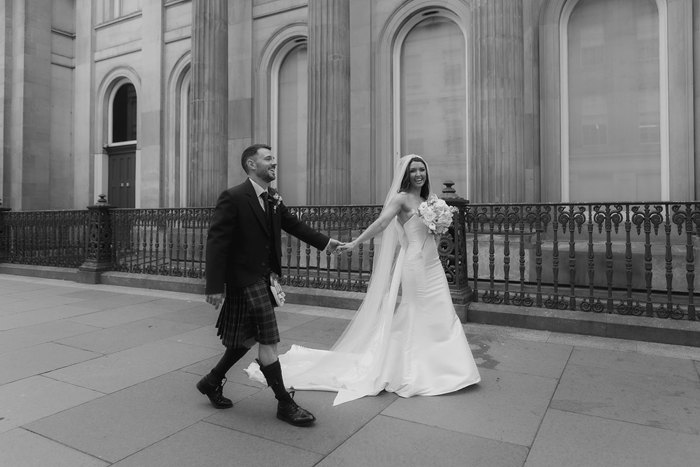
[164, 325, 222, 350]
[0, 342, 100, 385]
[0, 294, 87, 315]
[0, 320, 99, 355]
[61, 289, 131, 300]
[568, 346, 700, 382]
[382, 367, 557, 447]
[69, 293, 156, 310]
[67, 296, 205, 328]
[112, 421, 322, 467]
[0, 428, 107, 467]
[0, 294, 25, 311]
[469, 332, 573, 379]
[525, 409, 700, 467]
[206, 387, 398, 455]
[153, 302, 218, 326]
[551, 362, 700, 435]
[68, 303, 186, 328]
[1, 284, 77, 297]
[0, 304, 104, 331]
[318, 414, 528, 467]
[25, 371, 258, 463]
[545, 331, 640, 352]
[0, 280, 55, 293]
[280, 316, 350, 348]
[0, 376, 102, 433]
[45, 340, 220, 393]
[56, 317, 201, 354]
[635, 340, 700, 360]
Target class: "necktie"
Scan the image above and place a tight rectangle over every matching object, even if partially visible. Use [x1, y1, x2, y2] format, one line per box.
[260, 192, 268, 212]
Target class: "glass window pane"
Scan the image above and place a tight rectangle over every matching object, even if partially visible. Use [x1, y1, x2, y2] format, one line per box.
[568, 0, 660, 201]
[400, 17, 466, 196]
[113, 83, 137, 142]
[277, 45, 308, 206]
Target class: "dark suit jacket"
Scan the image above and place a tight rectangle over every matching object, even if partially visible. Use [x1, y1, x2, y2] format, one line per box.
[205, 179, 329, 295]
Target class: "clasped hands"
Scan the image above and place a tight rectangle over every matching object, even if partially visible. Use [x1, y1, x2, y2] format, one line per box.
[327, 238, 356, 254]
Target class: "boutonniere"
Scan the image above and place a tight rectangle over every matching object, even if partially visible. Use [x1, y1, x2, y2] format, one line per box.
[269, 190, 283, 213]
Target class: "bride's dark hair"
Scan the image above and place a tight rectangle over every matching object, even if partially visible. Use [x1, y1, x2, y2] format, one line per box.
[399, 156, 430, 199]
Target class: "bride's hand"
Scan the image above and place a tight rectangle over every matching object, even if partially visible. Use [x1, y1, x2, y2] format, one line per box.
[336, 241, 356, 253]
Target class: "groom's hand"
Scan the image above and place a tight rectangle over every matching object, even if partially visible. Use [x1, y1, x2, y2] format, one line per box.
[206, 293, 225, 309]
[325, 238, 342, 253]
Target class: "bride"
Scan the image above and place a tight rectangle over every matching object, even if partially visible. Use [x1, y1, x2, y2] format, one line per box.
[246, 155, 480, 405]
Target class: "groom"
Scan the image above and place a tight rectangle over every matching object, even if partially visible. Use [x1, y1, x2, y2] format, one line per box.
[199, 143, 339, 427]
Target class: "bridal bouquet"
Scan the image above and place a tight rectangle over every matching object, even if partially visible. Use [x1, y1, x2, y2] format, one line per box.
[418, 194, 458, 235]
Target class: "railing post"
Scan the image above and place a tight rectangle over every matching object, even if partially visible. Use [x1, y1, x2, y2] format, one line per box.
[0, 199, 12, 263]
[441, 181, 472, 322]
[77, 194, 115, 283]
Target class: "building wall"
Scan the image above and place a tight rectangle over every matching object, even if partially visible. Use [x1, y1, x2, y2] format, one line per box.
[0, 0, 698, 210]
[50, 0, 76, 209]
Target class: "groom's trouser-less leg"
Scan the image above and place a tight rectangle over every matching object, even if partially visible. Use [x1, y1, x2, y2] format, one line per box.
[211, 346, 249, 380]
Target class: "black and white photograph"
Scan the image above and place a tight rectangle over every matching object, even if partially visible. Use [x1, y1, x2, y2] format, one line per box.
[1, 1, 699, 466]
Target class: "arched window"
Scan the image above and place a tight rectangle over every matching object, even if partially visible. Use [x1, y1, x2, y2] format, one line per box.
[564, 0, 662, 201]
[274, 41, 308, 206]
[112, 83, 137, 143]
[397, 13, 467, 194]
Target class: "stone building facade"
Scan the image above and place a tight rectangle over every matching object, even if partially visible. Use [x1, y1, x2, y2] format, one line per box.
[0, 0, 698, 210]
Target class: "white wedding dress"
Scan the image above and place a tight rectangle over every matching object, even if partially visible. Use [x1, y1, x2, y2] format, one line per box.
[246, 207, 480, 405]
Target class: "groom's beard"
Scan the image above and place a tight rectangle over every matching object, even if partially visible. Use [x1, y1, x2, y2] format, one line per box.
[257, 167, 276, 183]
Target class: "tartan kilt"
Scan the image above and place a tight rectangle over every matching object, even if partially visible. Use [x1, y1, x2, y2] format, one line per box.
[215, 277, 279, 348]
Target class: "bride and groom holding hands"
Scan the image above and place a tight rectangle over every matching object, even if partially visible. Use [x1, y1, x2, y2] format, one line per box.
[198, 143, 480, 426]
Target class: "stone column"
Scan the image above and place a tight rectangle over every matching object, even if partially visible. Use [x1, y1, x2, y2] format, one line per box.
[189, 0, 228, 207]
[307, 0, 351, 204]
[140, 0, 164, 207]
[473, 0, 525, 203]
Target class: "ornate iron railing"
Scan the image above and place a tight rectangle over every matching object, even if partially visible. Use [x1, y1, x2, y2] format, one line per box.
[462, 202, 700, 321]
[282, 205, 383, 292]
[0, 210, 89, 267]
[111, 208, 213, 277]
[1, 200, 699, 321]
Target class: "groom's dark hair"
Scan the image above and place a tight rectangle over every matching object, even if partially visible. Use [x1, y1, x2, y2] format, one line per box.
[399, 156, 430, 199]
[241, 144, 272, 173]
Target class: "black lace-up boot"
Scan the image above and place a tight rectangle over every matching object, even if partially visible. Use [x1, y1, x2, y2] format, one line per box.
[196, 346, 249, 409]
[196, 374, 233, 409]
[257, 359, 316, 426]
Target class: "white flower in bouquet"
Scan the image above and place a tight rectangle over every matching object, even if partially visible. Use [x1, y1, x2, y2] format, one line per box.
[417, 194, 458, 235]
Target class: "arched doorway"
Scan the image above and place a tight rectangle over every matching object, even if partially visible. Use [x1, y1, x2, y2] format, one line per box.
[106, 82, 137, 207]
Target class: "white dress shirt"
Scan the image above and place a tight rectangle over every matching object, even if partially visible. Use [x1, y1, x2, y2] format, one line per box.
[249, 178, 268, 212]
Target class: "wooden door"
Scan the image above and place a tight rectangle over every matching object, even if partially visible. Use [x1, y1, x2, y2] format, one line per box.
[107, 144, 136, 208]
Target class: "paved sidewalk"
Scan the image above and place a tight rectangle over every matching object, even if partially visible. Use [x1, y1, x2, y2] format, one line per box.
[1, 274, 699, 467]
